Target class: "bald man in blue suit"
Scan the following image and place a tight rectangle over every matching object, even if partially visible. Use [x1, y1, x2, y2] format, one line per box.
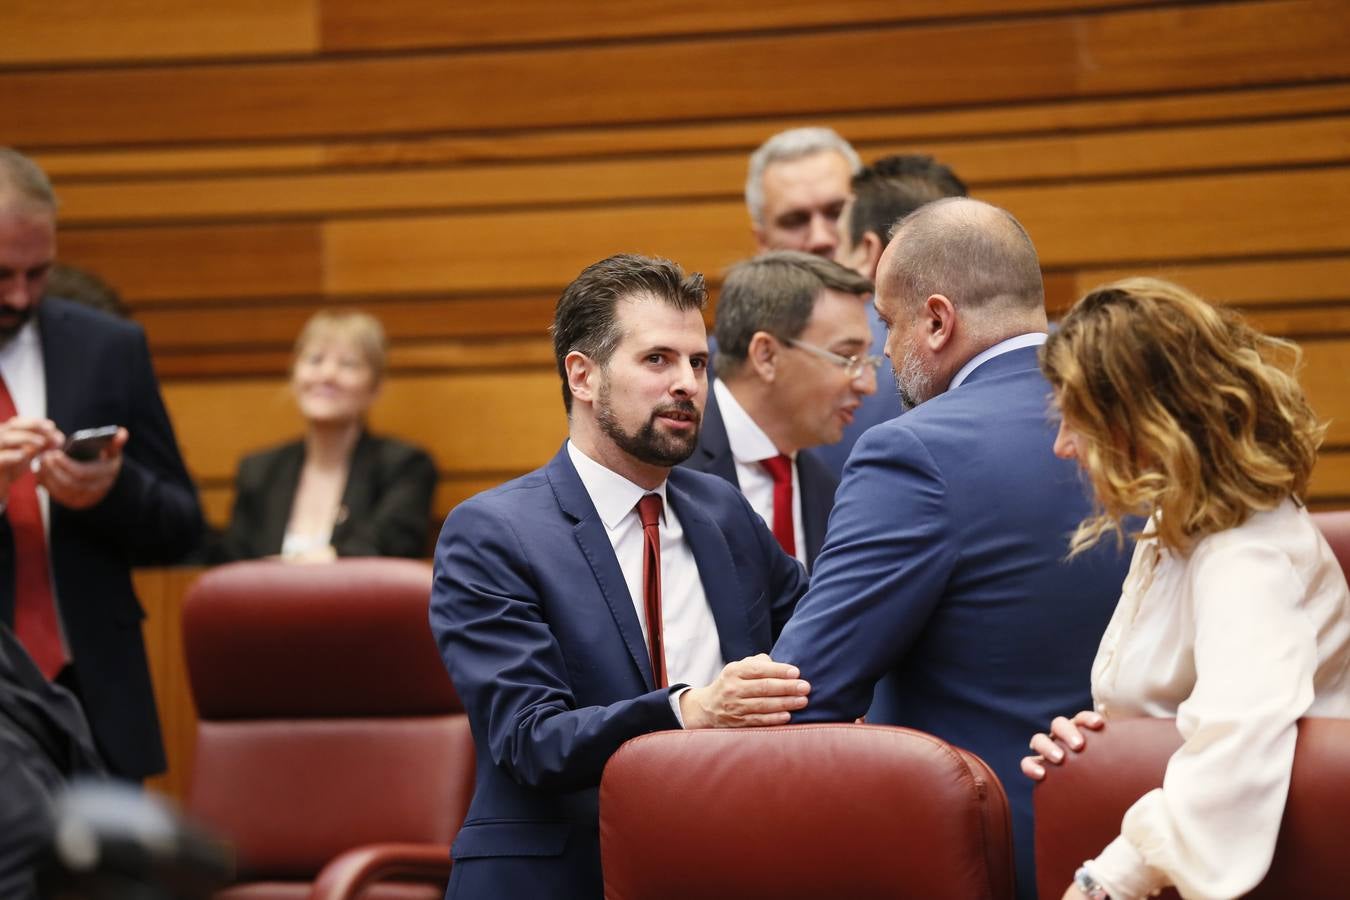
[773, 199, 1129, 900]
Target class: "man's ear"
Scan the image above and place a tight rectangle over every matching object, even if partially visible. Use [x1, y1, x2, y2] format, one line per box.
[861, 231, 885, 278]
[747, 331, 780, 382]
[565, 350, 598, 405]
[924, 294, 957, 353]
[752, 225, 771, 253]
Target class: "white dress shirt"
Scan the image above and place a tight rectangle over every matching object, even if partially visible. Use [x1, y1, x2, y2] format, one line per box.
[947, 331, 1046, 392]
[1085, 499, 1350, 900]
[712, 379, 806, 568]
[566, 442, 724, 723]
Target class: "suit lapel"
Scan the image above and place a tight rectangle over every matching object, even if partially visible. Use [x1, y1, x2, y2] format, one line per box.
[38, 302, 76, 430]
[691, 385, 740, 485]
[546, 446, 658, 690]
[667, 476, 755, 664]
[260, 443, 305, 555]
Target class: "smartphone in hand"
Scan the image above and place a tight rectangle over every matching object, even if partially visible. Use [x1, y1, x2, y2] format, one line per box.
[64, 425, 120, 462]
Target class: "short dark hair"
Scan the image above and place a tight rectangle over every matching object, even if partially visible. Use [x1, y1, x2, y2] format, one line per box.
[847, 154, 966, 249]
[715, 250, 873, 377]
[552, 253, 707, 413]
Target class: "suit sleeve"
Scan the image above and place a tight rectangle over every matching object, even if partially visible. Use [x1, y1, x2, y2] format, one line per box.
[333, 442, 437, 558]
[69, 326, 203, 565]
[430, 497, 679, 793]
[771, 424, 956, 721]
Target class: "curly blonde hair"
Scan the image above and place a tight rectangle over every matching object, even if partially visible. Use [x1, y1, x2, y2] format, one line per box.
[1041, 277, 1325, 556]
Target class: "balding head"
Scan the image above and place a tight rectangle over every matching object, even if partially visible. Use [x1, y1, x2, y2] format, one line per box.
[873, 198, 1047, 408]
[0, 149, 57, 219]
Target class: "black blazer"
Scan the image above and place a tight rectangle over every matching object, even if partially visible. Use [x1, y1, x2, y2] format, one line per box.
[0, 298, 203, 779]
[215, 431, 437, 562]
[681, 382, 837, 572]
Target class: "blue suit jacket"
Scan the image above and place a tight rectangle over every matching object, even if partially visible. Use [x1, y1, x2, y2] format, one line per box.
[771, 346, 1129, 900]
[430, 444, 807, 900]
[680, 382, 836, 572]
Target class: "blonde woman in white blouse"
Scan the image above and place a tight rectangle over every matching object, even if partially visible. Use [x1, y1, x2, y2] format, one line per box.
[1020, 277, 1350, 900]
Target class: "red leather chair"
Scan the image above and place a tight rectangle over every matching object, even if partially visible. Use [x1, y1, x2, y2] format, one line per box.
[599, 723, 1014, 900]
[182, 558, 474, 900]
[1034, 717, 1350, 900]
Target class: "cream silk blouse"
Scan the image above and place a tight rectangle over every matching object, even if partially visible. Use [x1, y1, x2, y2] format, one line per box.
[1086, 499, 1350, 900]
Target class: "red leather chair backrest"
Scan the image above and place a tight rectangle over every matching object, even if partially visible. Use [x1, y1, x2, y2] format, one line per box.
[599, 724, 1014, 900]
[183, 559, 474, 881]
[1034, 717, 1350, 900]
[1312, 510, 1350, 578]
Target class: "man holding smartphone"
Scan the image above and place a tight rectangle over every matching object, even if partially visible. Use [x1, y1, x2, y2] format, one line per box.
[0, 148, 203, 780]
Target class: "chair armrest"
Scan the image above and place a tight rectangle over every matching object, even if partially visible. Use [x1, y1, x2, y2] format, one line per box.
[308, 843, 451, 900]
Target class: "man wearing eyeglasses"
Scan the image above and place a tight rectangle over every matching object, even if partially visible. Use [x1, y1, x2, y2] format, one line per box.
[682, 251, 876, 573]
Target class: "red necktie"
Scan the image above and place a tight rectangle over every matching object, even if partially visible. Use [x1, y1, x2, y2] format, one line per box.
[637, 493, 666, 688]
[760, 454, 796, 557]
[0, 376, 65, 679]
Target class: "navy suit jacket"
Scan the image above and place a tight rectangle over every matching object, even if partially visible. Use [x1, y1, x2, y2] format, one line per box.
[0, 299, 202, 779]
[430, 444, 806, 900]
[771, 346, 1129, 900]
[681, 382, 836, 572]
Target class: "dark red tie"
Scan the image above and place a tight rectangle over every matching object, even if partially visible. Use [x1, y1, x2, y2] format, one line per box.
[637, 493, 666, 688]
[0, 376, 65, 679]
[760, 454, 796, 557]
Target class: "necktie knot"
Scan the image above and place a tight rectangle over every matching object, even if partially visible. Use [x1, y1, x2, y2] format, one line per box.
[637, 493, 662, 530]
[761, 454, 793, 485]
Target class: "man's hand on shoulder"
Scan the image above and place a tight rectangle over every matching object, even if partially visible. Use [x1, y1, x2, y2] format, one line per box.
[39, 427, 128, 510]
[679, 653, 810, 728]
[0, 416, 62, 503]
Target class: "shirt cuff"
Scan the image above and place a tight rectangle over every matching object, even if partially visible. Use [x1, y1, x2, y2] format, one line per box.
[1089, 836, 1169, 900]
[668, 685, 692, 727]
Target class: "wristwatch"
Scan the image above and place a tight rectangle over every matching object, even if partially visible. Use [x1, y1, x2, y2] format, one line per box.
[1074, 865, 1111, 900]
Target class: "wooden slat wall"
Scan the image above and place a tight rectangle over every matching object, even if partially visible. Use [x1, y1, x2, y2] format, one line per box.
[6, 0, 1350, 532]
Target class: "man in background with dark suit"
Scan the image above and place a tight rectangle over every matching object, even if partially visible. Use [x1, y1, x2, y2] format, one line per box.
[0, 148, 203, 781]
[772, 198, 1128, 900]
[430, 254, 810, 900]
[683, 250, 876, 572]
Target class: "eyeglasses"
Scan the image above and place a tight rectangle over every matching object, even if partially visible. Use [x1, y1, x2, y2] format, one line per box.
[784, 338, 882, 380]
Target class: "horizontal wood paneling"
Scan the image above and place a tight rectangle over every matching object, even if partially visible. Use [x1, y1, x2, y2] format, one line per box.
[1299, 341, 1350, 445]
[33, 82, 1350, 180]
[58, 224, 322, 303]
[164, 371, 565, 481]
[319, 0, 1160, 53]
[49, 115, 1350, 225]
[7, 2, 1346, 147]
[0, 0, 317, 67]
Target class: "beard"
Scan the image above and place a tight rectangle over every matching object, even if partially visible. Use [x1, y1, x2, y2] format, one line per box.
[0, 304, 36, 343]
[596, 381, 701, 468]
[895, 350, 939, 410]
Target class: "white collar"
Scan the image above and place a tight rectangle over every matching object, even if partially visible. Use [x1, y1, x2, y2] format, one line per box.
[713, 379, 787, 465]
[566, 440, 668, 530]
[948, 332, 1046, 391]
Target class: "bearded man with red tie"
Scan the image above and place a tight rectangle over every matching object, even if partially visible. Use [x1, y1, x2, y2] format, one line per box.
[682, 251, 876, 573]
[0, 148, 202, 781]
[429, 253, 810, 900]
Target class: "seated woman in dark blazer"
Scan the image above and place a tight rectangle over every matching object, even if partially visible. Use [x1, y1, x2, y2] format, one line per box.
[215, 310, 437, 562]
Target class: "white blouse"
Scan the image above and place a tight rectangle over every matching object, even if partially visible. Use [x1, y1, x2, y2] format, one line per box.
[1086, 499, 1350, 900]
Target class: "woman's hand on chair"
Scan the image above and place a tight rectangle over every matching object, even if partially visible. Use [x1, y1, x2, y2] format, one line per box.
[1020, 709, 1105, 780]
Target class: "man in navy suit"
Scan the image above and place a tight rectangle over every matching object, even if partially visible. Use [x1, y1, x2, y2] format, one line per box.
[0, 149, 202, 780]
[683, 250, 876, 572]
[430, 254, 811, 900]
[772, 198, 1128, 900]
